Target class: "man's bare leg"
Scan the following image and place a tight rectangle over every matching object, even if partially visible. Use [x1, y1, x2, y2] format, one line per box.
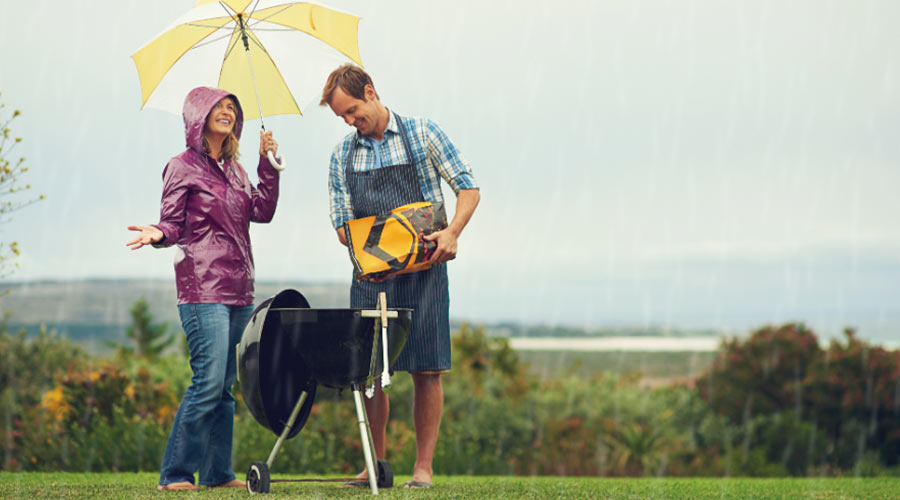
[410, 372, 443, 485]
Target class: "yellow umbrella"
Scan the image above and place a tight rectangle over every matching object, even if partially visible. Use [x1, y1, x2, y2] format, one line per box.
[133, 0, 362, 132]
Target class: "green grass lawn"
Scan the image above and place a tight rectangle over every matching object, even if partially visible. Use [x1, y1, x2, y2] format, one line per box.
[1, 473, 898, 499]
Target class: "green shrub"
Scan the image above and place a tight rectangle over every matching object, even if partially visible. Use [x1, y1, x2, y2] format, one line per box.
[695, 323, 900, 474]
[805, 329, 900, 467]
[233, 386, 406, 475]
[10, 318, 899, 478]
[698, 323, 820, 424]
[0, 326, 87, 470]
[2, 339, 178, 472]
[0, 326, 87, 407]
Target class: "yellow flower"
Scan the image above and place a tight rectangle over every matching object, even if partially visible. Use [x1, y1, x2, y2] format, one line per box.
[40, 386, 70, 421]
[89, 371, 101, 383]
[125, 384, 136, 399]
[157, 405, 175, 423]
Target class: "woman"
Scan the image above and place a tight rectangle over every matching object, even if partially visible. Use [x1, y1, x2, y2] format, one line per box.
[126, 87, 280, 491]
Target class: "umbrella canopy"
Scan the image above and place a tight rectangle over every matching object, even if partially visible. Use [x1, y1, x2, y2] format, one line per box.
[132, 0, 362, 121]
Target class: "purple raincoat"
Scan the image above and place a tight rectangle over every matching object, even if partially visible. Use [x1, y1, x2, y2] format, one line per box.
[152, 87, 279, 306]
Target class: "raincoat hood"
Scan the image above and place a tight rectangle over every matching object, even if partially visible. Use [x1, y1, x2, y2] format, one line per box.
[182, 86, 244, 153]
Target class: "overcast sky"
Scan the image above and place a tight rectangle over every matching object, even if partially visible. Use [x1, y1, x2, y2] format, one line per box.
[1, 0, 898, 341]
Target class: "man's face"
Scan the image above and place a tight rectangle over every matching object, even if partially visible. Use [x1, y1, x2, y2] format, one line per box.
[329, 85, 378, 137]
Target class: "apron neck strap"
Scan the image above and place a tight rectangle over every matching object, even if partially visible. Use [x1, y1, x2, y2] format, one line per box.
[344, 111, 416, 173]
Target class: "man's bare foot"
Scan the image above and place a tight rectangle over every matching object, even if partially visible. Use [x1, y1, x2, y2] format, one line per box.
[406, 466, 433, 489]
[339, 479, 371, 488]
[338, 471, 370, 488]
[157, 481, 200, 491]
[210, 479, 245, 488]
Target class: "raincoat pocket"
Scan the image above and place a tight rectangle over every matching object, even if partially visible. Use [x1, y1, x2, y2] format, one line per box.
[191, 242, 249, 297]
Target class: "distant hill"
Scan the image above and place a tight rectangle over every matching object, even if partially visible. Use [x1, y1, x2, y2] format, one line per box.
[0, 279, 347, 343]
[0, 279, 724, 350]
[466, 321, 723, 338]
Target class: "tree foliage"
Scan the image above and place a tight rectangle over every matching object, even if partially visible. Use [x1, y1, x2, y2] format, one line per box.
[0, 325, 87, 470]
[697, 323, 900, 473]
[0, 93, 44, 277]
[4, 320, 899, 476]
[123, 297, 175, 360]
[698, 323, 820, 424]
[805, 329, 900, 468]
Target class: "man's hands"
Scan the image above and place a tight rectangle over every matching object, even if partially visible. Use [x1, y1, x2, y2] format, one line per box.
[126, 225, 164, 250]
[423, 189, 480, 265]
[336, 226, 348, 247]
[338, 188, 479, 280]
[359, 229, 455, 283]
[422, 227, 459, 265]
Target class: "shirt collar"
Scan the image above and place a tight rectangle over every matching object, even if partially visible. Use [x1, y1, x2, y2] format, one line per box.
[355, 109, 398, 147]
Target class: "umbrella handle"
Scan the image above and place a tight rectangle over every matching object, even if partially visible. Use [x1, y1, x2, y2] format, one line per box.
[267, 150, 286, 171]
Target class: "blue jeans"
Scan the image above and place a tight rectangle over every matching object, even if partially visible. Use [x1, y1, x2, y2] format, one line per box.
[159, 303, 254, 487]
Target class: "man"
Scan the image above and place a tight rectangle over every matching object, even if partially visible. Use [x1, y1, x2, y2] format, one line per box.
[322, 64, 480, 489]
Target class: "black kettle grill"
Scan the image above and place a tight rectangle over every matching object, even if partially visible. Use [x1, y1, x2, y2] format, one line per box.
[237, 289, 410, 495]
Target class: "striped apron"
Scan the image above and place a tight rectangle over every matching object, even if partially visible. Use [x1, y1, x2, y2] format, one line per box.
[345, 112, 451, 373]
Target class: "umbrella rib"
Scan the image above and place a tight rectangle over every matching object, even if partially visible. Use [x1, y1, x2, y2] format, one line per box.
[215, 0, 243, 60]
[247, 0, 261, 19]
[247, 5, 294, 28]
[240, 28, 302, 118]
[184, 22, 232, 29]
[246, 31, 269, 55]
[222, 24, 243, 60]
[218, 1, 238, 23]
[242, 27, 296, 32]
[190, 29, 239, 51]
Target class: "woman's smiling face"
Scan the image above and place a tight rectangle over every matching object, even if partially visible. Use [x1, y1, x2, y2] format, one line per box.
[204, 97, 237, 139]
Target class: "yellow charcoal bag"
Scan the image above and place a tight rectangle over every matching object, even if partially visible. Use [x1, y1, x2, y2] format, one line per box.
[344, 201, 448, 280]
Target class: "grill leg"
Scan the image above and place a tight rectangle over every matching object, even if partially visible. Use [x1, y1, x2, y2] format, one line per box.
[352, 383, 379, 495]
[266, 389, 310, 469]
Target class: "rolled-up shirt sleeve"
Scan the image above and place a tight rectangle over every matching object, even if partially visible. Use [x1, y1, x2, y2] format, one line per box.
[425, 119, 478, 195]
[328, 145, 354, 229]
[153, 160, 190, 248]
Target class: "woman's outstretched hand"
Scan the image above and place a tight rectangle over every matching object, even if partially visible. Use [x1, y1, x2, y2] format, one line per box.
[126, 225, 164, 250]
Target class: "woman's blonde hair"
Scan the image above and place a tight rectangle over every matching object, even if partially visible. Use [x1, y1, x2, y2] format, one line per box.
[202, 130, 240, 161]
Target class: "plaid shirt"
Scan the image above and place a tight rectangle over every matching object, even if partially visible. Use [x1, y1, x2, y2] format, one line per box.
[328, 111, 478, 228]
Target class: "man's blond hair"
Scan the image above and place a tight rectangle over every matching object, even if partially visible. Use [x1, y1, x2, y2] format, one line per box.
[320, 64, 379, 106]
